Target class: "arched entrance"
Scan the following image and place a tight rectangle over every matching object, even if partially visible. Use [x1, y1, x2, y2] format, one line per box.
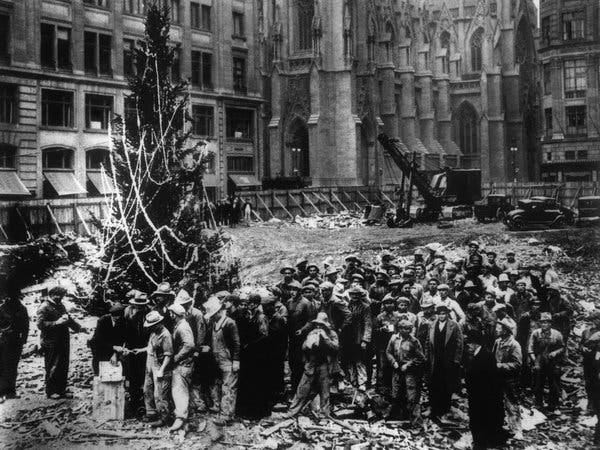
[288, 118, 309, 177]
[360, 115, 376, 185]
[452, 102, 478, 155]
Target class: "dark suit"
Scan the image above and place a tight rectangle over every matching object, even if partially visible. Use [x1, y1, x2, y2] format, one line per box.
[465, 348, 505, 449]
[428, 318, 463, 417]
[88, 314, 126, 375]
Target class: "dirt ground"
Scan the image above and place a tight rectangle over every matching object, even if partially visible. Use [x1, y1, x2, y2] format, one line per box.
[1, 219, 599, 449]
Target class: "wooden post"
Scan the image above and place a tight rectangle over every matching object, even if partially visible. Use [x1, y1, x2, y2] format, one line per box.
[356, 189, 372, 205]
[0, 222, 8, 241]
[288, 192, 308, 215]
[331, 191, 349, 211]
[252, 210, 264, 222]
[314, 191, 338, 213]
[341, 190, 362, 210]
[15, 206, 33, 240]
[274, 196, 294, 220]
[46, 204, 63, 235]
[256, 192, 275, 219]
[75, 206, 92, 236]
[302, 192, 321, 214]
[380, 190, 396, 208]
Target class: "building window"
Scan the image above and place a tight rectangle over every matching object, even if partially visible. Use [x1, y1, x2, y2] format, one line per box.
[564, 59, 586, 98]
[453, 102, 478, 154]
[296, 0, 314, 51]
[544, 108, 552, 136]
[233, 12, 245, 37]
[192, 105, 214, 136]
[124, 96, 137, 130]
[541, 16, 551, 45]
[171, 47, 180, 81]
[470, 28, 483, 72]
[85, 31, 112, 76]
[227, 156, 254, 173]
[565, 150, 575, 160]
[201, 5, 211, 31]
[86, 148, 110, 170]
[43, 147, 73, 169]
[578, 150, 588, 160]
[191, 2, 201, 28]
[0, 14, 9, 63]
[84, 0, 110, 8]
[191, 50, 212, 89]
[159, 0, 179, 23]
[543, 63, 552, 94]
[41, 89, 73, 128]
[440, 31, 450, 74]
[0, 84, 17, 124]
[546, 152, 552, 162]
[233, 57, 247, 94]
[562, 11, 585, 41]
[0, 144, 16, 168]
[565, 105, 587, 136]
[226, 108, 254, 141]
[41, 23, 72, 70]
[85, 94, 113, 130]
[124, 0, 146, 15]
[123, 39, 135, 77]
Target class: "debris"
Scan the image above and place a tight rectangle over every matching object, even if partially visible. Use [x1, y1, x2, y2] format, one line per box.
[40, 420, 61, 437]
[521, 407, 547, 431]
[260, 418, 295, 436]
[578, 416, 597, 427]
[528, 237, 541, 246]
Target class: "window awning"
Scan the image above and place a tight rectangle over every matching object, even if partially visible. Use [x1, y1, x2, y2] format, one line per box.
[44, 172, 87, 196]
[87, 172, 116, 195]
[0, 171, 31, 196]
[229, 174, 261, 187]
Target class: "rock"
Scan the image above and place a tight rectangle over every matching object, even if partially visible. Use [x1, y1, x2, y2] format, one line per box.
[528, 238, 541, 246]
[521, 407, 546, 431]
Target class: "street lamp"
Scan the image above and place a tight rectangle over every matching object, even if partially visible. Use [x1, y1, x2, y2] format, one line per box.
[510, 145, 518, 183]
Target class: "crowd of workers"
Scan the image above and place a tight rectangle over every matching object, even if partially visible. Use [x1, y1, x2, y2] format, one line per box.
[1, 240, 600, 448]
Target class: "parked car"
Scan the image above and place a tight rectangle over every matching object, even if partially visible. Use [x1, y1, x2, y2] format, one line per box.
[474, 194, 514, 222]
[504, 196, 575, 230]
[576, 196, 600, 226]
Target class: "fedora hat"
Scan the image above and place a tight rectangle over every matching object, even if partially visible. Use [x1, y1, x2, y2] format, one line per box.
[306, 263, 320, 272]
[325, 267, 340, 277]
[174, 289, 194, 305]
[129, 291, 149, 305]
[203, 295, 222, 320]
[540, 312, 552, 322]
[143, 310, 164, 327]
[312, 312, 331, 327]
[168, 303, 186, 316]
[152, 282, 175, 298]
[280, 265, 296, 275]
[497, 317, 514, 333]
[109, 303, 126, 314]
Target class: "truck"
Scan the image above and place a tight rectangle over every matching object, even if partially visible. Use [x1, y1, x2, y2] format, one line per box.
[377, 133, 482, 226]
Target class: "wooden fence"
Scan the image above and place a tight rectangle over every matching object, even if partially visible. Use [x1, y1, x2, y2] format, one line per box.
[0, 181, 597, 240]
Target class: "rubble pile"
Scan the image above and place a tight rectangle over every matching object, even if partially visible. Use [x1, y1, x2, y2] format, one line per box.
[294, 212, 366, 229]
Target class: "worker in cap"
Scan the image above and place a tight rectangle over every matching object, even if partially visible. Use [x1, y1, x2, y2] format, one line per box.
[88, 303, 126, 376]
[324, 266, 340, 284]
[369, 270, 391, 308]
[343, 254, 363, 281]
[493, 310, 523, 440]
[493, 304, 516, 336]
[302, 264, 322, 285]
[142, 310, 173, 427]
[286, 312, 339, 418]
[486, 251, 502, 277]
[427, 300, 463, 420]
[374, 294, 401, 393]
[386, 318, 425, 423]
[342, 282, 372, 391]
[501, 251, 521, 273]
[295, 258, 309, 282]
[166, 302, 195, 431]
[528, 312, 565, 412]
[280, 265, 296, 276]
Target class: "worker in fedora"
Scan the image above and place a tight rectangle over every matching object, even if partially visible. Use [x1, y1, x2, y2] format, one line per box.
[205, 295, 240, 425]
[88, 303, 126, 376]
[302, 263, 323, 286]
[151, 282, 176, 332]
[142, 310, 173, 428]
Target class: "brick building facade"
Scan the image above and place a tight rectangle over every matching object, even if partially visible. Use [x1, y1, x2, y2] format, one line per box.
[260, 0, 540, 186]
[538, 0, 600, 182]
[0, 0, 264, 200]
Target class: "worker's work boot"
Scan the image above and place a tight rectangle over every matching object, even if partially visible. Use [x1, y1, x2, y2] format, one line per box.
[169, 418, 185, 432]
[149, 418, 166, 428]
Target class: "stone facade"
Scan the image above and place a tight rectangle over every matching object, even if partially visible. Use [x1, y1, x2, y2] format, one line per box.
[260, 0, 540, 186]
[538, 0, 600, 182]
[0, 0, 263, 199]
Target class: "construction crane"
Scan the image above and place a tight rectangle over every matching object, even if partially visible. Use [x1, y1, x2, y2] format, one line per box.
[377, 133, 482, 226]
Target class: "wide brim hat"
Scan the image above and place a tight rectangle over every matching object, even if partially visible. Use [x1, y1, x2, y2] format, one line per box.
[347, 286, 367, 297]
[301, 283, 317, 292]
[351, 273, 364, 282]
[280, 265, 296, 275]
[143, 310, 164, 327]
[325, 267, 340, 277]
[296, 257, 308, 267]
[421, 298, 435, 308]
[389, 276, 403, 286]
[498, 273, 510, 282]
[375, 270, 390, 278]
[152, 282, 175, 298]
[203, 295, 223, 320]
[437, 284, 450, 290]
[469, 241, 480, 248]
[129, 292, 149, 305]
[436, 304, 449, 313]
[497, 317, 514, 332]
[464, 280, 476, 288]
[382, 294, 396, 304]
[174, 289, 194, 305]
[540, 312, 552, 322]
[167, 303, 186, 316]
[345, 254, 361, 264]
[288, 280, 302, 291]
[397, 296, 411, 304]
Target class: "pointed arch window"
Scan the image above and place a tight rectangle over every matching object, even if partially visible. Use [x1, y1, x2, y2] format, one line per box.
[296, 0, 314, 51]
[470, 28, 483, 72]
[453, 103, 478, 155]
[440, 31, 450, 73]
